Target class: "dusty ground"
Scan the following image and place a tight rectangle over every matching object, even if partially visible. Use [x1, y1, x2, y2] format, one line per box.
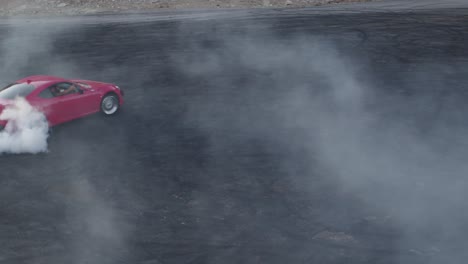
[0, 0, 373, 16]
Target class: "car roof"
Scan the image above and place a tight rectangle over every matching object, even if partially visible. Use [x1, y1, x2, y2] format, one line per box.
[17, 75, 67, 83]
[16, 75, 68, 88]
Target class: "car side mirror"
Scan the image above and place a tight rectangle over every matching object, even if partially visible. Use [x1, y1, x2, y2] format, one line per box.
[78, 89, 84, 94]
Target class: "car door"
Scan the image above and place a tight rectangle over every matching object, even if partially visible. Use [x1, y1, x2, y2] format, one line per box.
[72, 83, 102, 116]
[34, 83, 82, 125]
[33, 86, 64, 126]
[52, 82, 86, 122]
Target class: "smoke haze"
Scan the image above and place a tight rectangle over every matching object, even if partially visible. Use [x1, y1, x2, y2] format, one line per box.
[0, 19, 133, 264]
[1, 9, 467, 264]
[178, 30, 468, 262]
[0, 21, 79, 155]
[0, 97, 49, 154]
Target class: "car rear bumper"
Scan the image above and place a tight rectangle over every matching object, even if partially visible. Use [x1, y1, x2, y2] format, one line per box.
[0, 120, 6, 131]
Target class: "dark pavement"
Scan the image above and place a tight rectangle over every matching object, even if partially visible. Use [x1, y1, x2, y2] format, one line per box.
[1, 4, 468, 264]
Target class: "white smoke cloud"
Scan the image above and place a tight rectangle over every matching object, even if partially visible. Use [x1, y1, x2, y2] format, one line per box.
[0, 21, 80, 155]
[0, 97, 49, 154]
[0, 19, 134, 264]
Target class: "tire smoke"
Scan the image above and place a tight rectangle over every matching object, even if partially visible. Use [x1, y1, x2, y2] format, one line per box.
[0, 97, 49, 154]
[180, 32, 468, 262]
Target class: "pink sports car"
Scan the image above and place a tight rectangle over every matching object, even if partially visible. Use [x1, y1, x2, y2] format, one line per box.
[0, 75, 124, 130]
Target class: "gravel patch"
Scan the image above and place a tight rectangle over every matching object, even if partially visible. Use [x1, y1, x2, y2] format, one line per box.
[0, 0, 373, 16]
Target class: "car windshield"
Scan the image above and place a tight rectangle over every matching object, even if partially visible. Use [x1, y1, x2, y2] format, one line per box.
[0, 83, 36, 100]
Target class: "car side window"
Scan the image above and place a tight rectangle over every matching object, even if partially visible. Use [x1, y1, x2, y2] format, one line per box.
[38, 87, 54, 98]
[50, 82, 78, 97]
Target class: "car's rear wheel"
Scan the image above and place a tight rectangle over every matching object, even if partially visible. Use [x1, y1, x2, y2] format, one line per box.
[101, 94, 119, 115]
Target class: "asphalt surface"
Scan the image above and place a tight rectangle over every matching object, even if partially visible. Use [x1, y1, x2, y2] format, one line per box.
[1, 2, 468, 264]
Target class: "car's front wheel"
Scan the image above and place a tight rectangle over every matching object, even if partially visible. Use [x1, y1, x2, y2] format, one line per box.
[100, 94, 120, 115]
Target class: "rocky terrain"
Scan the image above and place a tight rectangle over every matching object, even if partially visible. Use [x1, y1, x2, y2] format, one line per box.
[0, 0, 373, 16]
